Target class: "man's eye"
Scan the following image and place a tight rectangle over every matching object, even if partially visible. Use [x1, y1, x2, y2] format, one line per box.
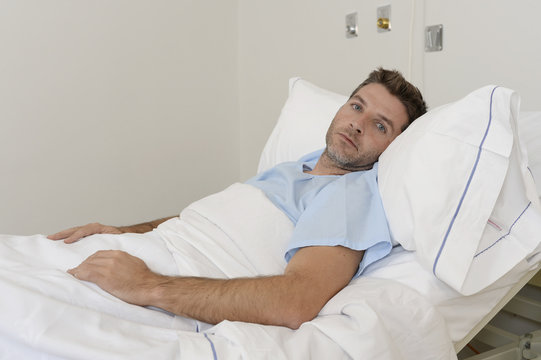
[376, 123, 386, 132]
[352, 104, 362, 111]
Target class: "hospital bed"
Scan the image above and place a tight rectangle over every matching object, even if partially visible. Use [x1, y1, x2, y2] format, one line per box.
[0, 78, 540, 359]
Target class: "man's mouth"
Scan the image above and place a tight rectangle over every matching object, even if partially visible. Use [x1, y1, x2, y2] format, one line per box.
[338, 133, 358, 150]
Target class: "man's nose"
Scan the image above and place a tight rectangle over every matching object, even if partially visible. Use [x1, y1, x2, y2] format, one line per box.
[350, 115, 366, 134]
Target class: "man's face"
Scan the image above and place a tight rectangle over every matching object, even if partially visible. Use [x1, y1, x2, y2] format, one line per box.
[323, 83, 409, 172]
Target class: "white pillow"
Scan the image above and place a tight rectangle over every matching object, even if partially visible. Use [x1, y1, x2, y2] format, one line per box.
[378, 86, 541, 294]
[257, 78, 347, 173]
[518, 111, 541, 196]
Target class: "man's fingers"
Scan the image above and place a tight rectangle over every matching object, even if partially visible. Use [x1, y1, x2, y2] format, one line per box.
[47, 225, 91, 242]
[67, 252, 108, 280]
[47, 227, 79, 241]
[63, 229, 90, 244]
[68, 266, 98, 282]
[47, 223, 121, 244]
[67, 268, 79, 278]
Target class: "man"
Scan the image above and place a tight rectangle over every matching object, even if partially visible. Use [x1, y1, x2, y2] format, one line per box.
[48, 68, 426, 330]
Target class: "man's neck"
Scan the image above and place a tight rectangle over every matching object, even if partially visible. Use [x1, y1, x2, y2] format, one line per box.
[307, 149, 374, 176]
[307, 153, 351, 176]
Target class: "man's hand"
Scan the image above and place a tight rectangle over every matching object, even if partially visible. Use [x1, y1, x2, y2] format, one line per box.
[47, 216, 176, 244]
[47, 223, 122, 244]
[68, 250, 163, 306]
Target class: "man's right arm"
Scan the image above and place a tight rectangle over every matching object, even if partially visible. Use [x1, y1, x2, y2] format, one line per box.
[47, 216, 176, 244]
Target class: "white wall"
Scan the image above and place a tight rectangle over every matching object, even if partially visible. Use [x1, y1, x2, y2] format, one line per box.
[0, 0, 239, 235]
[422, 0, 541, 110]
[3, 0, 539, 235]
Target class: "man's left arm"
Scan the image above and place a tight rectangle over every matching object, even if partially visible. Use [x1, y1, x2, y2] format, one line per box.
[68, 246, 363, 329]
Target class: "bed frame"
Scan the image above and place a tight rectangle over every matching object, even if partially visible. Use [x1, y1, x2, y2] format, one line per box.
[456, 267, 541, 358]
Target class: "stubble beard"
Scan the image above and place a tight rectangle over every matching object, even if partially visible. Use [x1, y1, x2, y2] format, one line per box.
[324, 133, 379, 172]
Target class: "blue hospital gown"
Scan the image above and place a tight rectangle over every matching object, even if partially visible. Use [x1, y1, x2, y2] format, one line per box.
[245, 149, 392, 277]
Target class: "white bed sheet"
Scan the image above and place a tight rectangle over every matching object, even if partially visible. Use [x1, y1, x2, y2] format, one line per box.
[0, 183, 457, 360]
[363, 239, 541, 345]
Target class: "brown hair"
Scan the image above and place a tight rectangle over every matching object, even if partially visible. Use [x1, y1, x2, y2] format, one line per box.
[350, 68, 427, 130]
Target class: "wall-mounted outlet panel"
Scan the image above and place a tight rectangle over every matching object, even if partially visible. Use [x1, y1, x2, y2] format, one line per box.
[345, 12, 358, 38]
[377, 5, 391, 32]
[425, 24, 443, 51]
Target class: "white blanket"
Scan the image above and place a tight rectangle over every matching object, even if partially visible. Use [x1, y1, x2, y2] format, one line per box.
[0, 184, 456, 359]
